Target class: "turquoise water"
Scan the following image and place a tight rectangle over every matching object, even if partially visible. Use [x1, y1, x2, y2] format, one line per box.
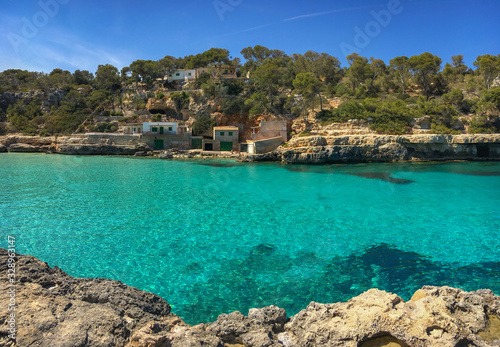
[1, 153, 499, 324]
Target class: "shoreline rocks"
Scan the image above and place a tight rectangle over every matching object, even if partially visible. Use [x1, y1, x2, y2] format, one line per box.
[1, 134, 500, 164]
[248, 134, 500, 164]
[1, 249, 499, 346]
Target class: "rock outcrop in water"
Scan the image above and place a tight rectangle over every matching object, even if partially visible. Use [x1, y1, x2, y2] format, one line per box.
[0, 135, 150, 156]
[245, 134, 500, 164]
[1, 249, 500, 346]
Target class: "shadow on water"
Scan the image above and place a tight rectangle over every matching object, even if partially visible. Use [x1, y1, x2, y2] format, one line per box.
[196, 162, 244, 168]
[176, 243, 500, 325]
[454, 171, 500, 176]
[347, 172, 415, 184]
[285, 166, 414, 183]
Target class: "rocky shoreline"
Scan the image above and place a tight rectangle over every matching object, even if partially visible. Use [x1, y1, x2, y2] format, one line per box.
[1, 249, 499, 347]
[1, 134, 500, 164]
[244, 134, 500, 164]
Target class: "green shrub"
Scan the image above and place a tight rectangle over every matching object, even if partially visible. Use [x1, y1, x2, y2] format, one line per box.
[194, 72, 211, 88]
[430, 124, 461, 134]
[298, 131, 310, 137]
[395, 93, 411, 101]
[192, 115, 215, 135]
[223, 79, 244, 95]
[367, 99, 415, 135]
[43, 109, 88, 135]
[89, 122, 118, 133]
[404, 96, 420, 105]
[468, 116, 496, 134]
[156, 93, 165, 99]
[220, 96, 249, 116]
[202, 81, 218, 98]
[316, 109, 334, 121]
[481, 87, 500, 111]
[331, 100, 365, 122]
[171, 92, 190, 112]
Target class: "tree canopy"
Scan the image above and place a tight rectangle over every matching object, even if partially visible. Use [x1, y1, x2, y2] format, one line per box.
[1, 47, 499, 136]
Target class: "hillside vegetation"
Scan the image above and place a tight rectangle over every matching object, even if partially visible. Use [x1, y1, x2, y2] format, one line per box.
[0, 47, 499, 137]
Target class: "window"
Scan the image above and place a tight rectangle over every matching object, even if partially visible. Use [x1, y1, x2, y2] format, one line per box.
[176, 73, 180, 76]
[220, 132, 225, 136]
[152, 127, 158, 132]
[168, 127, 172, 131]
[228, 132, 233, 136]
[188, 73, 192, 76]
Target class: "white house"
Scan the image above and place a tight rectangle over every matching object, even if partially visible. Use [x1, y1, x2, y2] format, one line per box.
[143, 122, 178, 135]
[167, 70, 196, 82]
[166, 68, 210, 83]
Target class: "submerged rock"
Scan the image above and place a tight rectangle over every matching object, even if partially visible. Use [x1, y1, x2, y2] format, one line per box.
[1, 249, 499, 346]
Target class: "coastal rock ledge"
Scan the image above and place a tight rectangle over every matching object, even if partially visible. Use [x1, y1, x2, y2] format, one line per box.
[246, 134, 500, 164]
[1, 249, 499, 347]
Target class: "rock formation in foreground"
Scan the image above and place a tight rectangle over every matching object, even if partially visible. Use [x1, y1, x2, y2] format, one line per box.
[1, 249, 499, 347]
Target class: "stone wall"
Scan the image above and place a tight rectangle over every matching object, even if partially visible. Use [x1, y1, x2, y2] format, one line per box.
[142, 134, 191, 150]
[250, 137, 285, 154]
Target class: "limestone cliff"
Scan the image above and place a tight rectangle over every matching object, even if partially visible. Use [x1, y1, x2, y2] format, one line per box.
[246, 134, 500, 164]
[1, 249, 499, 347]
[0, 135, 150, 156]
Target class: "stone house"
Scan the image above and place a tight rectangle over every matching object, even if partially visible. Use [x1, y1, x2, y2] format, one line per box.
[198, 126, 239, 151]
[242, 120, 287, 154]
[142, 122, 191, 150]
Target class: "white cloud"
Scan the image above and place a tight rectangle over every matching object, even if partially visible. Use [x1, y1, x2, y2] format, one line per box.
[282, 5, 385, 22]
[0, 27, 132, 73]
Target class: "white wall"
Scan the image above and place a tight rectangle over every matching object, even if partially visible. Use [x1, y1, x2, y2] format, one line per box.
[143, 122, 178, 134]
[168, 70, 196, 82]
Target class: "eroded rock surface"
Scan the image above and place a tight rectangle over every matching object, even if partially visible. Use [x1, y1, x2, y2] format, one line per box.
[247, 134, 500, 163]
[1, 249, 499, 346]
[0, 249, 171, 347]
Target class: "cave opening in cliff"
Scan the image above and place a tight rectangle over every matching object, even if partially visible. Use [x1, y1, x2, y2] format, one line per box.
[476, 144, 490, 158]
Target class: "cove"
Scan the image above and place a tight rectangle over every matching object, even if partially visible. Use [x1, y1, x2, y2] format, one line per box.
[1, 153, 499, 324]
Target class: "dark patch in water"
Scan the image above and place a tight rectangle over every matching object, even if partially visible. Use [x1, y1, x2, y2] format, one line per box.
[457, 171, 500, 176]
[348, 172, 414, 184]
[175, 243, 500, 325]
[184, 262, 205, 273]
[285, 166, 336, 174]
[250, 243, 277, 256]
[197, 162, 242, 168]
[287, 166, 318, 173]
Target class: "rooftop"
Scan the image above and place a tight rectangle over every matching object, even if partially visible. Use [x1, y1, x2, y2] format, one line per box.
[214, 126, 239, 131]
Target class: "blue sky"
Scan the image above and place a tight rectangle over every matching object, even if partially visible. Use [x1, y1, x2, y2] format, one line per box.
[1, 0, 498, 73]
